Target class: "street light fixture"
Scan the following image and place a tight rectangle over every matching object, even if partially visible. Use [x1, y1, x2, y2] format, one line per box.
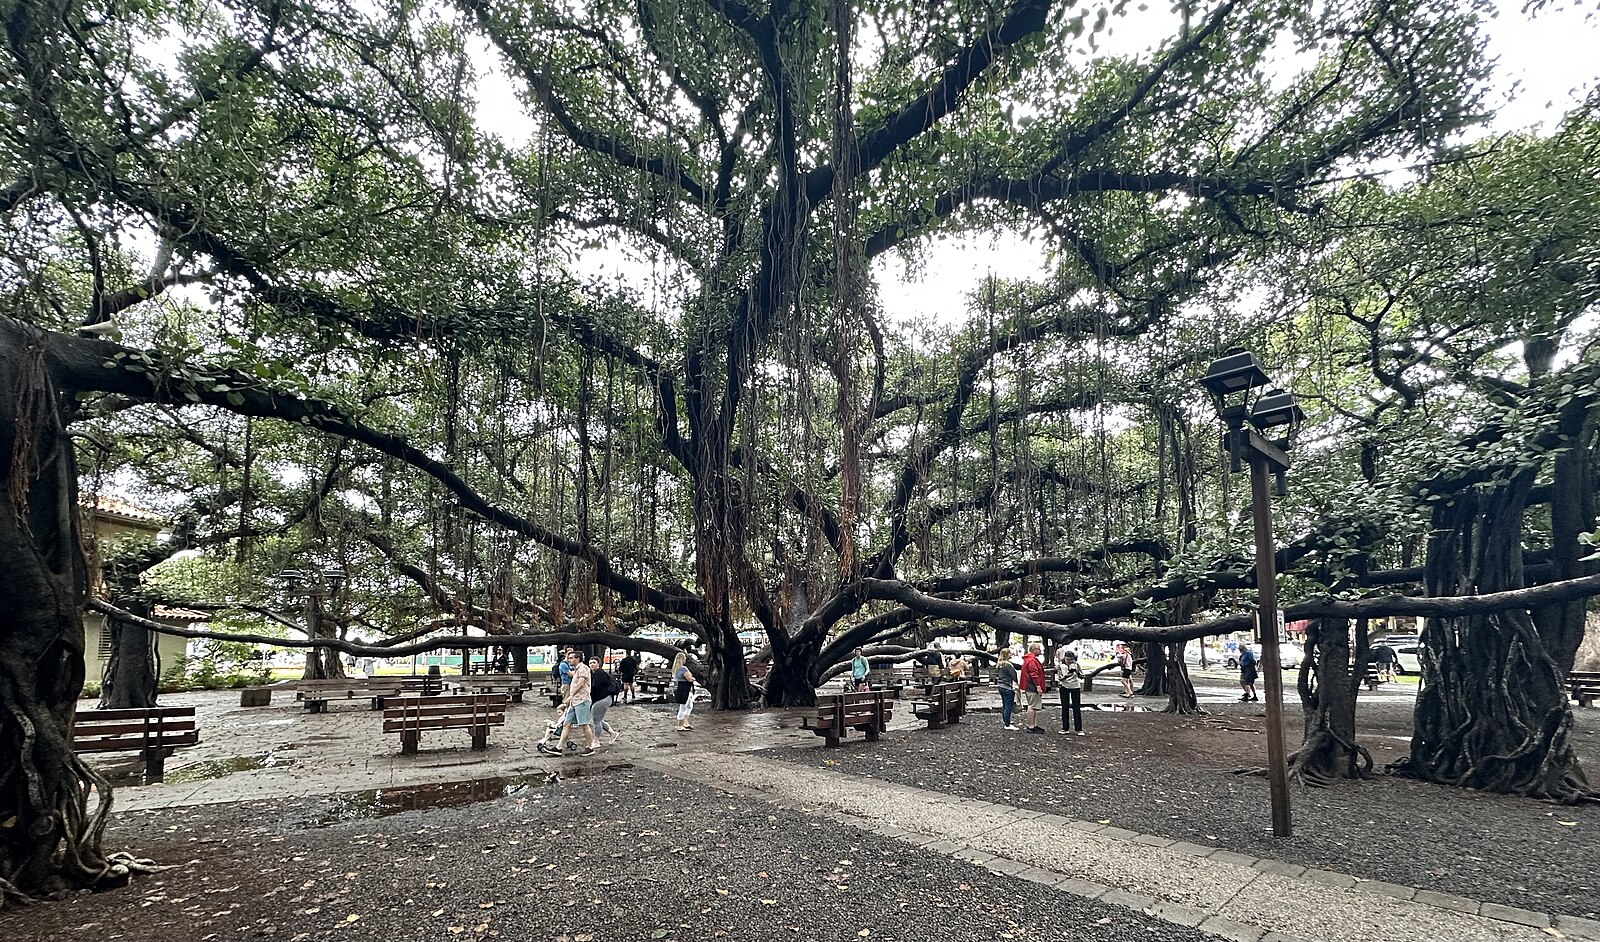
[1197, 350, 1300, 840]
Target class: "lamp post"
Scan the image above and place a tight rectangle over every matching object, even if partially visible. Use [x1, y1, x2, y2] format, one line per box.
[1198, 349, 1304, 839]
[280, 567, 346, 678]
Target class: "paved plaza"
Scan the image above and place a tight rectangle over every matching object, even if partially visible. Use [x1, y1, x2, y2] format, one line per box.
[4, 674, 1596, 942]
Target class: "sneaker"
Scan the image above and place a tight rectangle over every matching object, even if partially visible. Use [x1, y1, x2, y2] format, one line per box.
[1028, 726, 1045, 735]
[1059, 729, 1068, 735]
[581, 747, 597, 756]
[1004, 724, 1019, 731]
[536, 744, 560, 757]
[1077, 731, 1085, 736]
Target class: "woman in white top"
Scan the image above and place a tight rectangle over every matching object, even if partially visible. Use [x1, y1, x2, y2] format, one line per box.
[1055, 648, 1084, 735]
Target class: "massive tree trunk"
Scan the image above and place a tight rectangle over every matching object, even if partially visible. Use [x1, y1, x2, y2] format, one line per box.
[0, 335, 130, 904]
[1401, 471, 1592, 800]
[764, 631, 824, 707]
[1289, 617, 1370, 785]
[1136, 641, 1168, 696]
[98, 610, 158, 709]
[299, 596, 346, 681]
[1161, 643, 1202, 714]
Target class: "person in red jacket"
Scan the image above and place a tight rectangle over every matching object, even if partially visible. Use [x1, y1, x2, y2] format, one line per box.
[1020, 643, 1048, 734]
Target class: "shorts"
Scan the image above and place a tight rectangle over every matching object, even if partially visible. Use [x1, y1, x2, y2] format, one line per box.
[566, 700, 594, 726]
[1025, 690, 1042, 709]
[1120, 668, 1133, 679]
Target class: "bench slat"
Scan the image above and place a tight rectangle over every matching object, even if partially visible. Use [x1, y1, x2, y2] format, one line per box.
[72, 719, 198, 738]
[75, 707, 195, 721]
[74, 731, 199, 751]
[383, 716, 507, 732]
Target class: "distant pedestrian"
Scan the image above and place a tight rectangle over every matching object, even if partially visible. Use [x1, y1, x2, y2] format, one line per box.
[1056, 648, 1084, 735]
[1238, 645, 1259, 702]
[995, 649, 1019, 731]
[672, 652, 697, 731]
[588, 657, 620, 743]
[851, 647, 870, 691]
[618, 650, 641, 702]
[1117, 643, 1135, 697]
[947, 655, 967, 681]
[1020, 644, 1047, 734]
[1372, 643, 1397, 682]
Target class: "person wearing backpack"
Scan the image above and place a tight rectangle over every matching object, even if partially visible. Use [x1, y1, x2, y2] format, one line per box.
[587, 656, 621, 744]
[1116, 643, 1136, 698]
[1056, 648, 1084, 735]
[1238, 644, 1259, 702]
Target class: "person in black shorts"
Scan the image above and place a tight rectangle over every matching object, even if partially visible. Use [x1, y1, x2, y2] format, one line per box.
[618, 650, 641, 703]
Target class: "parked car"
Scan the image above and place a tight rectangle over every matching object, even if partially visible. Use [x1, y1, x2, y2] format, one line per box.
[1393, 643, 1423, 675]
[1183, 642, 1237, 670]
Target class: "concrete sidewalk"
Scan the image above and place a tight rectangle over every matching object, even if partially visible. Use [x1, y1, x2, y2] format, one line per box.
[646, 749, 1599, 942]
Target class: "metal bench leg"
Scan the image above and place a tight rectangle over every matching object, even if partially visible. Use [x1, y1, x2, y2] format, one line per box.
[143, 749, 169, 784]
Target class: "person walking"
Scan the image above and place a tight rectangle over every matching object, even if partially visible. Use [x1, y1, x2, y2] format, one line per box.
[557, 647, 575, 702]
[1116, 643, 1135, 697]
[995, 649, 1019, 730]
[618, 650, 641, 702]
[1020, 643, 1047, 734]
[671, 651, 697, 731]
[1372, 643, 1397, 682]
[588, 657, 620, 743]
[541, 650, 598, 757]
[850, 647, 870, 691]
[1238, 644, 1259, 702]
[1056, 648, 1084, 735]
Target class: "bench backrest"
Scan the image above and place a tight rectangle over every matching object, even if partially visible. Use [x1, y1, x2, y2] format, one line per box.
[928, 682, 967, 713]
[382, 694, 508, 732]
[301, 678, 405, 693]
[814, 690, 893, 725]
[463, 673, 529, 686]
[72, 707, 199, 752]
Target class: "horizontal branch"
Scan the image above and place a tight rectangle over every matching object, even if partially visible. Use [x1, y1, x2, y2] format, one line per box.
[8, 316, 702, 619]
[88, 599, 691, 665]
[858, 570, 1600, 645]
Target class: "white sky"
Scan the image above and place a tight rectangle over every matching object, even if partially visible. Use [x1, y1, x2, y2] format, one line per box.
[478, 1, 1599, 328]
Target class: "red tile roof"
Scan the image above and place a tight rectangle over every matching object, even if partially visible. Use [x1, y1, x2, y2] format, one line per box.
[83, 495, 166, 527]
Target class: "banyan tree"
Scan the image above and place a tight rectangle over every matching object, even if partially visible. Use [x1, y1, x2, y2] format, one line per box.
[4, 0, 1598, 903]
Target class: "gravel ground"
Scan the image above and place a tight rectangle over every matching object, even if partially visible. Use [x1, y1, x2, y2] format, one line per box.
[0, 766, 1222, 942]
[762, 697, 1600, 919]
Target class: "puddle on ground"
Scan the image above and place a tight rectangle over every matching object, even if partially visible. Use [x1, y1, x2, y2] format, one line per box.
[166, 754, 296, 784]
[1088, 703, 1153, 712]
[307, 763, 635, 826]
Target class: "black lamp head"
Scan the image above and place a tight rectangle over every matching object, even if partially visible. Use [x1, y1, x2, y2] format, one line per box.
[1197, 349, 1271, 400]
[1248, 388, 1304, 431]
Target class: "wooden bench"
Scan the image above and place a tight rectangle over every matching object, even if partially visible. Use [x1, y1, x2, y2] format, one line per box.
[799, 690, 894, 747]
[71, 706, 199, 783]
[865, 668, 913, 698]
[911, 683, 968, 729]
[1570, 671, 1600, 707]
[300, 678, 410, 712]
[382, 694, 508, 754]
[448, 673, 529, 702]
